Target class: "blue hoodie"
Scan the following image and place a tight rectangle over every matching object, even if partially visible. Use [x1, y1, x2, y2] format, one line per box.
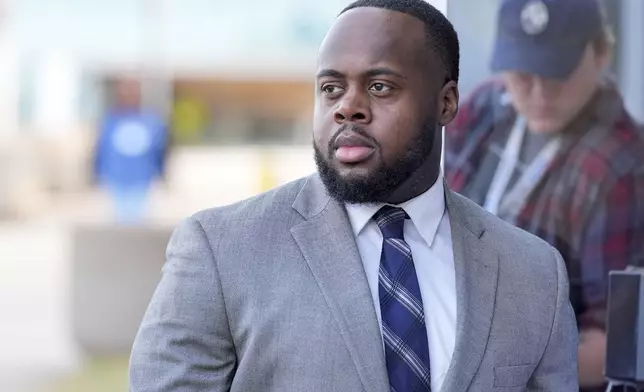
[94, 109, 168, 186]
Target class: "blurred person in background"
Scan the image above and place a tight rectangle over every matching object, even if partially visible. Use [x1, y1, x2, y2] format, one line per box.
[444, 0, 644, 390]
[130, 0, 578, 391]
[93, 78, 169, 224]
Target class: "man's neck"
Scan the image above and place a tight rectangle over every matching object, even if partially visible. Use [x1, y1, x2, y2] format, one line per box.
[562, 89, 601, 135]
[382, 156, 441, 205]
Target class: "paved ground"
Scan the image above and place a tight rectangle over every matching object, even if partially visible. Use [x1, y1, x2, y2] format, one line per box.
[0, 189, 185, 391]
[0, 222, 80, 392]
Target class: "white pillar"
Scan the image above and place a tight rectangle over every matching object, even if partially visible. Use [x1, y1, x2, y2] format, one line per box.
[33, 50, 80, 136]
[0, 0, 20, 136]
[618, 0, 644, 123]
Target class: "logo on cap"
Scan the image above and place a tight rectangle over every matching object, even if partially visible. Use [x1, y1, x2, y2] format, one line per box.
[520, 0, 549, 35]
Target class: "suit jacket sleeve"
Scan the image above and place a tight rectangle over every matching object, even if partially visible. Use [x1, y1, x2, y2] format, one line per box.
[527, 247, 579, 391]
[129, 216, 236, 391]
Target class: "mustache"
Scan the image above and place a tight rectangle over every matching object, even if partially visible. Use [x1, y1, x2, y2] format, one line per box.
[328, 124, 380, 152]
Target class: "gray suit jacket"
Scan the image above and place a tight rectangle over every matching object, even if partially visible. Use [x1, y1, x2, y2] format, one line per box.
[129, 174, 578, 391]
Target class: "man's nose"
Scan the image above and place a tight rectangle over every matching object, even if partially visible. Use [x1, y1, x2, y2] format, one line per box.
[333, 89, 372, 124]
[531, 75, 562, 98]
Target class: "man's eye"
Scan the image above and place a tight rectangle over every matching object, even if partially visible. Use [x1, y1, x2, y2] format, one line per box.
[322, 85, 342, 94]
[369, 83, 392, 92]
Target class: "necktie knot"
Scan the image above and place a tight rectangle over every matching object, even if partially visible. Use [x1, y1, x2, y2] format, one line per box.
[373, 206, 408, 239]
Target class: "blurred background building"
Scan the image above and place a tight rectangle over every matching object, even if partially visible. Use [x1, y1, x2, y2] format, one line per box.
[0, 0, 354, 220]
[0, 0, 641, 391]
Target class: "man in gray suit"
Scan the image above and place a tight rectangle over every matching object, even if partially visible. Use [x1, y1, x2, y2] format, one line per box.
[129, 0, 579, 390]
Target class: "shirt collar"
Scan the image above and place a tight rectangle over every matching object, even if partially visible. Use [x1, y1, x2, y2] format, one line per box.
[345, 174, 446, 247]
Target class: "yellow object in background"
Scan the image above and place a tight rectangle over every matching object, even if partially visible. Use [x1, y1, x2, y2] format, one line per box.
[259, 150, 277, 193]
[171, 98, 208, 144]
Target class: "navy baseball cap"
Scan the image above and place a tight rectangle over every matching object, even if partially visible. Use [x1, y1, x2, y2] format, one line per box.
[491, 0, 604, 79]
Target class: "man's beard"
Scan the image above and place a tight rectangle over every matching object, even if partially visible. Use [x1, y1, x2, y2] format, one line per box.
[314, 120, 437, 204]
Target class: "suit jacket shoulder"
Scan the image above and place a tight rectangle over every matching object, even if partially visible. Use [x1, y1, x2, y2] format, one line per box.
[449, 190, 564, 285]
[190, 175, 312, 236]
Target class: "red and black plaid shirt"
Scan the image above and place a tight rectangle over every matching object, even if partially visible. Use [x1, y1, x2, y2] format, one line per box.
[445, 77, 644, 331]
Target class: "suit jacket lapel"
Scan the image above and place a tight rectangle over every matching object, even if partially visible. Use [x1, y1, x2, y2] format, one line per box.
[290, 175, 389, 392]
[441, 186, 499, 392]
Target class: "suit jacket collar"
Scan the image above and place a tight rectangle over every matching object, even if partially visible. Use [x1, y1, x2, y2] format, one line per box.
[291, 174, 498, 392]
[290, 175, 389, 392]
[441, 181, 498, 392]
[291, 175, 484, 237]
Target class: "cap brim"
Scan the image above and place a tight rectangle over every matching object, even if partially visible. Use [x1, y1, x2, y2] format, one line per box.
[491, 37, 587, 79]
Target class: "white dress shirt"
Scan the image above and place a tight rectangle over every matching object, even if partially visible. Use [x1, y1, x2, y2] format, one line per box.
[345, 175, 456, 391]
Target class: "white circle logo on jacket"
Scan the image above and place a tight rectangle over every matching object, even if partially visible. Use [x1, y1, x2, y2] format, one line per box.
[111, 120, 153, 157]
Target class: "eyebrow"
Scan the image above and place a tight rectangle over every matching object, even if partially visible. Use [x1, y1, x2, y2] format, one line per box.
[316, 67, 406, 80]
[316, 69, 345, 79]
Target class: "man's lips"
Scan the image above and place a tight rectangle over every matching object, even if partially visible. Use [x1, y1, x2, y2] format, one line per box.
[335, 146, 375, 163]
[333, 132, 376, 164]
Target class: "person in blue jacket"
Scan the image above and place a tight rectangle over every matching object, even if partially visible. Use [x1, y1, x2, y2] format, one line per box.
[93, 79, 169, 224]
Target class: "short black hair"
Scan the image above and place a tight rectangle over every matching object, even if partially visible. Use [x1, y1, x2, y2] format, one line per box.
[340, 0, 460, 83]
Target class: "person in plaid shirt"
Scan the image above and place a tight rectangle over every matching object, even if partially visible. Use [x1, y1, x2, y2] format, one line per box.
[444, 0, 644, 390]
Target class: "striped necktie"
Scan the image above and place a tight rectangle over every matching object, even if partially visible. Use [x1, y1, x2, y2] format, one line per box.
[374, 206, 431, 391]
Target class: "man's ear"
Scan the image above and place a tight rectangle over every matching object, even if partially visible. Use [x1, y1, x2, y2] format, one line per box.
[595, 45, 612, 72]
[439, 81, 459, 126]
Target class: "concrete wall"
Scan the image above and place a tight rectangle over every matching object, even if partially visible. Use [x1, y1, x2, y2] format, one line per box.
[71, 224, 173, 356]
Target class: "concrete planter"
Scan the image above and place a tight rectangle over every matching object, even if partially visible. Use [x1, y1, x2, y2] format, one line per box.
[70, 224, 172, 356]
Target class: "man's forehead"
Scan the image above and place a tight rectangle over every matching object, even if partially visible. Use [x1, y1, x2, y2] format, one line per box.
[318, 7, 427, 68]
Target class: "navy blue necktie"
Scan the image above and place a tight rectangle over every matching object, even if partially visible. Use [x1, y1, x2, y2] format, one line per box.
[374, 206, 432, 391]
